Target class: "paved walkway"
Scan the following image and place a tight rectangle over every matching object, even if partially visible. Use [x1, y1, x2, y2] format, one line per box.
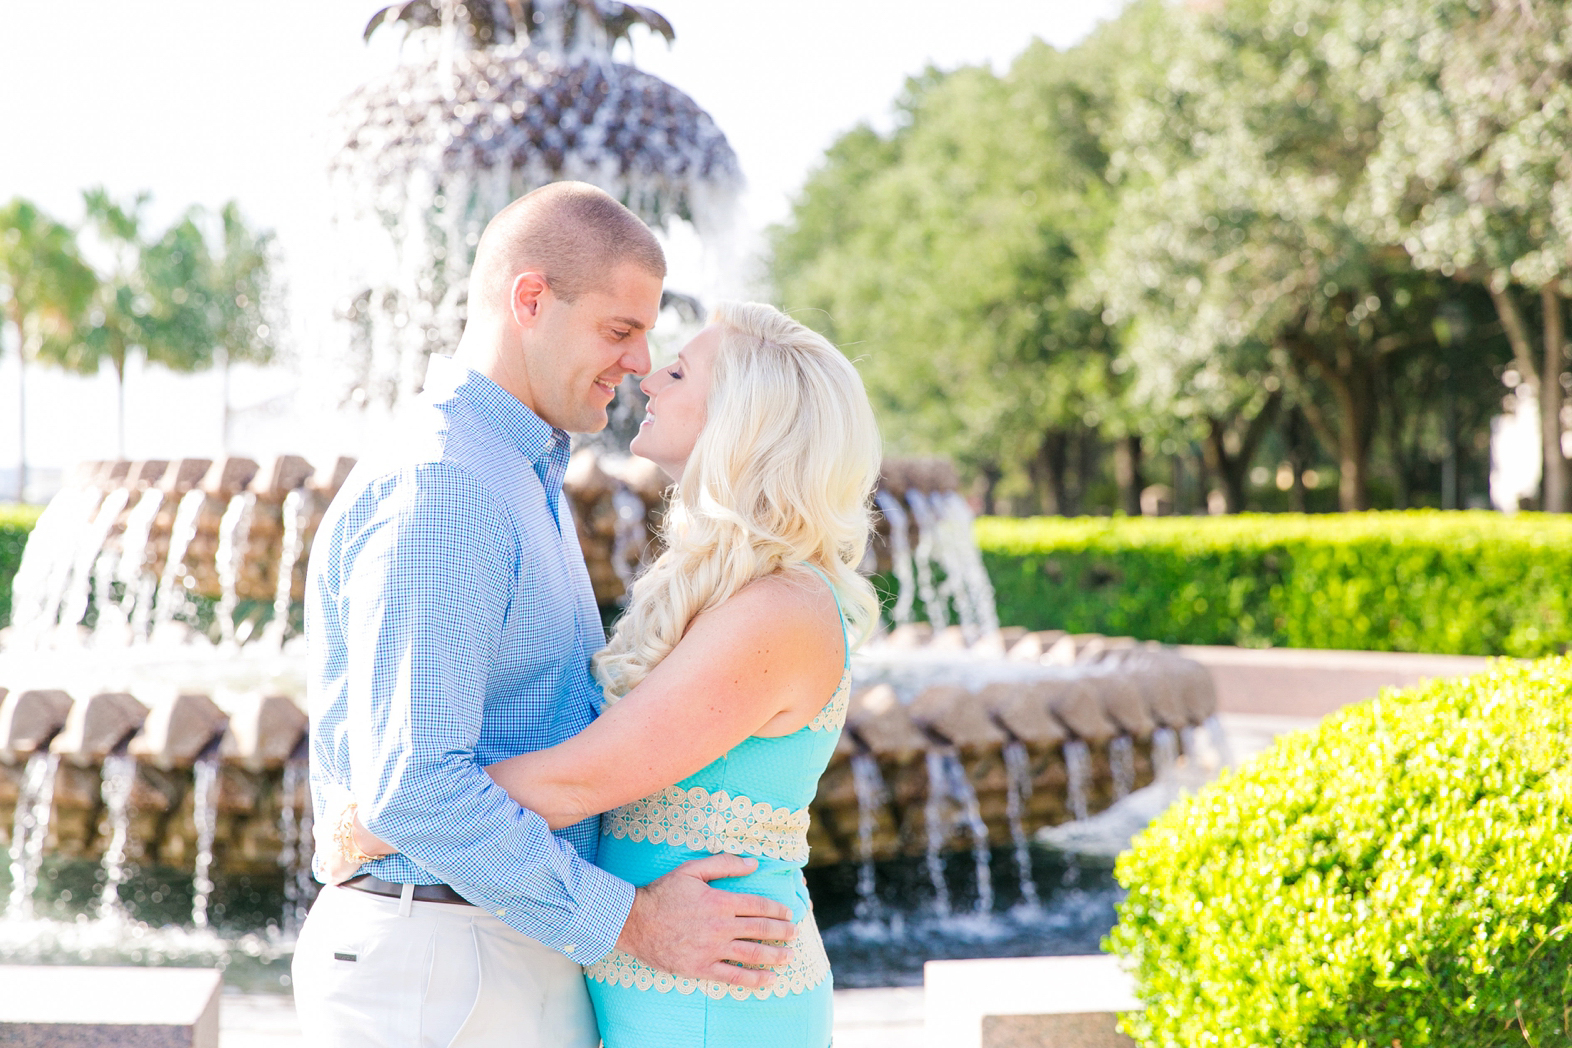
[221, 987, 926, 1047]
[1180, 644, 1490, 717]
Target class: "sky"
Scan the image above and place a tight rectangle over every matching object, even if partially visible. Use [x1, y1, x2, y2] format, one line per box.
[0, 0, 1128, 490]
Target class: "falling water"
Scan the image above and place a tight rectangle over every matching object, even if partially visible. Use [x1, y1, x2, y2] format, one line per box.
[914, 491, 975, 638]
[1151, 727, 1179, 780]
[111, 489, 165, 636]
[849, 753, 886, 922]
[873, 491, 916, 625]
[937, 751, 993, 915]
[1001, 741, 1039, 911]
[189, 754, 220, 929]
[262, 490, 311, 651]
[55, 487, 132, 637]
[938, 492, 1000, 637]
[8, 487, 104, 645]
[278, 758, 314, 936]
[96, 754, 137, 923]
[609, 481, 647, 604]
[1108, 736, 1135, 801]
[1204, 714, 1234, 769]
[215, 493, 258, 648]
[922, 751, 952, 918]
[149, 489, 207, 640]
[6, 752, 61, 920]
[907, 492, 973, 635]
[1062, 740, 1091, 823]
[905, 494, 948, 629]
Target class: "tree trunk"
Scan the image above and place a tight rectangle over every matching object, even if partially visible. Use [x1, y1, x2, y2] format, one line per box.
[1200, 393, 1281, 514]
[1286, 336, 1375, 512]
[1488, 283, 1540, 389]
[1542, 285, 1567, 512]
[1283, 407, 1312, 513]
[1113, 435, 1142, 516]
[115, 356, 127, 460]
[1033, 430, 1069, 516]
[978, 463, 1002, 516]
[8, 300, 25, 504]
[15, 349, 25, 504]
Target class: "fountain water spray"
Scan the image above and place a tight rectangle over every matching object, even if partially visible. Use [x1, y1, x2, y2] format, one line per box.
[1152, 727, 1179, 780]
[1108, 735, 1136, 800]
[112, 490, 165, 635]
[923, 751, 953, 918]
[96, 754, 137, 923]
[55, 488, 131, 641]
[189, 753, 221, 929]
[6, 752, 61, 920]
[278, 757, 314, 937]
[873, 492, 916, 625]
[262, 490, 312, 651]
[215, 493, 258, 648]
[849, 753, 886, 923]
[1062, 740, 1091, 823]
[906, 494, 947, 629]
[8, 487, 104, 646]
[1001, 741, 1040, 911]
[149, 489, 207, 641]
[609, 482, 647, 603]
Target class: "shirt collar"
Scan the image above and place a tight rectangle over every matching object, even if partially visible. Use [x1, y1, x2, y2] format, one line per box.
[423, 355, 571, 469]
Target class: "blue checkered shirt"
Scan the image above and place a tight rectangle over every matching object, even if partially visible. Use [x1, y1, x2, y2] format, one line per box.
[305, 354, 635, 963]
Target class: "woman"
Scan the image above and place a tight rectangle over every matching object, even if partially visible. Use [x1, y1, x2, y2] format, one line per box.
[321, 300, 882, 1047]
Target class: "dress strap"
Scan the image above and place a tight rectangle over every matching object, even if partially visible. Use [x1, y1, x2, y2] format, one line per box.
[802, 563, 850, 670]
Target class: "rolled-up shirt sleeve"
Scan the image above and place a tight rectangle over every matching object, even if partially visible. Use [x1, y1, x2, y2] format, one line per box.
[335, 462, 634, 961]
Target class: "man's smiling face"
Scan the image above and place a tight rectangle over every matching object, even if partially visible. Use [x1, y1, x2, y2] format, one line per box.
[517, 261, 662, 433]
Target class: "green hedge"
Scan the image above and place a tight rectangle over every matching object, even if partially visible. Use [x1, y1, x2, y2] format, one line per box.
[1107, 657, 1572, 1047]
[976, 511, 1572, 657]
[0, 504, 42, 629]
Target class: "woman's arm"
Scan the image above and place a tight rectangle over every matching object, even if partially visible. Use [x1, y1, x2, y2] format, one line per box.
[486, 572, 844, 828]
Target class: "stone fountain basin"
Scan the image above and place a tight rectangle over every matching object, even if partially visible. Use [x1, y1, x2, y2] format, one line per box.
[0, 631, 1216, 874]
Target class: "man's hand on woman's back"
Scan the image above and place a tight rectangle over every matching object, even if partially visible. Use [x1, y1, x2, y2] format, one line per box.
[615, 854, 798, 988]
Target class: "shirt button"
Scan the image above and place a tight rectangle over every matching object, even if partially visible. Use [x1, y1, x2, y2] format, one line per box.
[496, 908, 506, 917]
[564, 944, 577, 953]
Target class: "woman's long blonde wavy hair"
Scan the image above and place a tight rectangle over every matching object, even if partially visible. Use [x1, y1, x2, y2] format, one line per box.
[595, 301, 883, 703]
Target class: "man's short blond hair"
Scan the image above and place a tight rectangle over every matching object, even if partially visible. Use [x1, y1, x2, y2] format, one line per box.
[470, 181, 666, 310]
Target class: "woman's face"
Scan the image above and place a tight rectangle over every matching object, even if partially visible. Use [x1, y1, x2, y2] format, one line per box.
[631, 323, 720, 479]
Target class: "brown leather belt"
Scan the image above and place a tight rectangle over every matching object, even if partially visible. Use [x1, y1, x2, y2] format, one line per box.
[342, 873, 470, 905]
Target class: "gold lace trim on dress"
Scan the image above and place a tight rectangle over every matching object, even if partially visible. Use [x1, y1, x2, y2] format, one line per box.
[604, 785, 811, 863]
[805, 668, 851, 733]
[584, 912, 831, 1000]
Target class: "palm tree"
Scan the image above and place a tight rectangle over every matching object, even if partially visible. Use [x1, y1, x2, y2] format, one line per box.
[77, 191, 282, 456]
[0, 199, 96, 503]
[332, 0, 740, 406]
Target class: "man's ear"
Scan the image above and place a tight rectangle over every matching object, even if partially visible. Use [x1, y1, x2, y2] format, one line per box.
[509, 272, 552, 329]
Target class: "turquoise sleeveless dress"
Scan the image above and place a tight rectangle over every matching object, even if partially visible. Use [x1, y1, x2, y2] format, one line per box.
[583, 568, 849, 1047]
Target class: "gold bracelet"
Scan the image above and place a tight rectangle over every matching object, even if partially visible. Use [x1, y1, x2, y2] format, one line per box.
[334, 801, 377, 866]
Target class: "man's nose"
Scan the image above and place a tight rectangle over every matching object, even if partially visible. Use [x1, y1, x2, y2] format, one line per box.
[623, 336, 652, 378]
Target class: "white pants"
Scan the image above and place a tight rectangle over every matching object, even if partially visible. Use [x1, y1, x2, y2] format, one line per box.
[292, 885, 599, 1048]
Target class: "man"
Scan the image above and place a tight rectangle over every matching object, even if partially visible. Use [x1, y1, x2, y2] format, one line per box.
[293, 182, 797, 1047]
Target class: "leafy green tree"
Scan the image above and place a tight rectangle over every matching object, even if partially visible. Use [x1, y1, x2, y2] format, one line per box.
[770, 41, 1122, 513]
[1355, 0, 1572, 510]
[0, 199, 96, 502]
[1097, 0, 1472, 512]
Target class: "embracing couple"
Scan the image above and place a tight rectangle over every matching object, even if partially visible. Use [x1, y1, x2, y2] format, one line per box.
[291, 181, 882, 1047]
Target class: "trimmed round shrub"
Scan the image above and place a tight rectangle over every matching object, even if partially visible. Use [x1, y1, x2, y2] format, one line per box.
[1107, 657, 1572, 1047]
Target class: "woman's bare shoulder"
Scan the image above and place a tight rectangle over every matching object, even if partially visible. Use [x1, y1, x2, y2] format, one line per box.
[684, 569, 843, 667]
